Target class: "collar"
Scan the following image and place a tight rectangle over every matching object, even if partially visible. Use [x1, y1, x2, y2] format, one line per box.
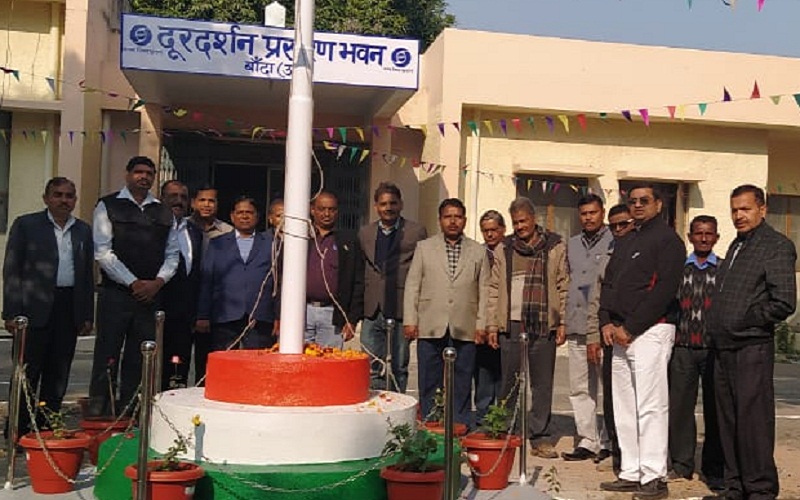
[686, 252, 718, 269]
[736, 220, 766, 242]
[378, 217, 402, 232]
[443, 234, 463, 246]
[46, 210, 76, 231]
[582, 225, 608, 242]
[235, 230, 255, 239]
[118, 186, 159, 207]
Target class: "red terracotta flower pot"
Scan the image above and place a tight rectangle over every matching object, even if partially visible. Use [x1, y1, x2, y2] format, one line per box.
[79, 417, 134, 465]
[422, 421, 468, 437]
[380, 465, 445, 500]
[124, 461, 205, 500]
[19, 431, 92, 494]
[461, 432, 522, 490]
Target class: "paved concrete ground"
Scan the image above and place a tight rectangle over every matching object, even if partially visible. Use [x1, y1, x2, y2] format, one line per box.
[2, 334, 799, 499]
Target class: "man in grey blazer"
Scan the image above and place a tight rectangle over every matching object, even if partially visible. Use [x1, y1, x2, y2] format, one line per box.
[404, 198, 489, 425]
[359, 182, 427, 392]
[3, 177, 94, 436]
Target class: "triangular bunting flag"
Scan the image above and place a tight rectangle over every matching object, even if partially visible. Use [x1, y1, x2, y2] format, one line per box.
[173, 108, 188, 118]
[499, 119, 507, 136]
[68, 131, 74, 144]
[399, 158, 406, 168]
[576, 114, 587, 130]
[557, 115, 569, 133]
[467, 121, 478, 136]
[99, 131, 106, 143]
[621, 110, 632, 122]
[757, 0, 765, 11]
[131, 99, 146, 111]
[41, 130, 48, 144]
[21, 131, 27, 141]
[190, 112, 202, 121]
[667, 106, 676, 119]
[452, 122, 460, 132]
[336, 145, 346, 159]
[437, 123, 445, 136]
[338, 127, 347, 142]
[0, 130, 6, 143]
[349, 147, 358, 163]
[326, 127, 334, 139]
[751, 81, 761, 99]
[723, 88, 732, 102]
[355, 127, 364, 142]
[599, 112, 607, 120]
[120, 131, 127, 143]
[770, 95, 781, 105]
[545, 116, 554, 133]
[793, 94, 800, 108]
[482, 120, 493, 136]
[677, 105, 686, 121]
[11, 70, 19, 81]
[698, 103, 707, 116]
[527, 179, 533, 191]
[639, 109, 650, 127]
[541, 181, 548, 194]
[359, 149, 370, 164]
[687, 0, 693, 8]
[526, 116, 535, 131]
[45, 77, 56, 93]
[511, 118, 521, 134]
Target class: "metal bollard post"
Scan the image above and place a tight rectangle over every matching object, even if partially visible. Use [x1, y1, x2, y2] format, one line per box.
[518, 331, 529, 485]
[443, 347, 457, 500]
[384, 318, 395, 391]
[153, 311, 165, 394]
[4, 316, 29, 490]
[137, 341, 157, 500]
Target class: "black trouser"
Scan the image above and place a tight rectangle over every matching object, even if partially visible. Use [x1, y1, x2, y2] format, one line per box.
[474, 343, 502, 424]
[669, 346, 723, 480]
[161, 314, 193, 390]
[417, 331, 476, 427]
[602, 343, 621, 470]
[192, 329, 212, 386]
[499, 321, 556, 444]
[714, 343, 778, 500]
[211, 317, 276, 351]
[89, 286, 159, 417]
[5, 288, 78, 436]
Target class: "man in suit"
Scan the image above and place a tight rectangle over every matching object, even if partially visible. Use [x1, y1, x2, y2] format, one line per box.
[2, 177, 94, 436]
[195, 196, 278, 350]
[89, 156, 179, 417]
[359, 182, 427, 392]
[159, 181, 203, 389]
[306, 192, 364, 348]
[404, 198, 489, 426]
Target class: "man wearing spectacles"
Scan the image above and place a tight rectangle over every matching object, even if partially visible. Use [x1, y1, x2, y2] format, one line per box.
[563, 194, 614, 464]
[598, 184, 685, 500]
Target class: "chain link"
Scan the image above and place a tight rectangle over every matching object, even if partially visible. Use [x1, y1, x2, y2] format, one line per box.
[20, 372, 141, 484]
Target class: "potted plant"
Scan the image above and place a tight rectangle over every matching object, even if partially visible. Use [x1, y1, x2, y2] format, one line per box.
[19, 402, 93, 494]
[79, 357, 135, 465]
[461, 399, 522, 490]
[124, 415, 204, 500]
[421, 388, 468, 437]
[379, 421, 445, 500]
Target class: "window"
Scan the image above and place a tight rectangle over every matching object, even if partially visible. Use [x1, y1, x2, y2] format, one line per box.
[766, 195, 800, 271]
[516, 174, 587, 238]
[0, 111, 11, 233]
[618, 180, 678, 228]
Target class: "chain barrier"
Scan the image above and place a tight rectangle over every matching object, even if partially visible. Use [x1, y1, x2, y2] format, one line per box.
[20, 373, 141, 484]
[153, 400, 396, 494]
[462, 375, 523, 479]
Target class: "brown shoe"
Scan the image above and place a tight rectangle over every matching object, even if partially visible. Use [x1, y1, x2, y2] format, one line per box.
[531, 442, 558, 459]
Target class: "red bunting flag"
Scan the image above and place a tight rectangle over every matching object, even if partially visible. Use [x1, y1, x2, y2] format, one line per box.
[750, 81, 761, 99]
[667, 106, 676, 119]
[576, 114, 587, 130]
[511, 118, 522, 133]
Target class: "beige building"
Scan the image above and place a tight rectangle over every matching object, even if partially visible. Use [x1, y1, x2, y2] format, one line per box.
[1, 2, 799, 314]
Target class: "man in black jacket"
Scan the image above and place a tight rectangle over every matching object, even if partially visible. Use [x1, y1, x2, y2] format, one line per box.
[2, 177, 94, 436]
[305, 192, 364, 348]
[706, 185, 796, 500]
[598, 184, 685, 500]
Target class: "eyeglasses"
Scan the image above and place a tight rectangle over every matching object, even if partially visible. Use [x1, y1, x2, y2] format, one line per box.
[627, 197, 653, 207]
[609, 219, 634, 230]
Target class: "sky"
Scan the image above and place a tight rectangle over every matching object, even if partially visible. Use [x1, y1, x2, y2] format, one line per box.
[447, 0, 799, 58]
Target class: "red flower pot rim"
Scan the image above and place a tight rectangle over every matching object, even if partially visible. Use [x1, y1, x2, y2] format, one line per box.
[19, 431, 93, 450]
[461, 432, 523, 449]
[79, 418, 134, 430]
[124, 461, 205, 483]
[380, 465, 446, 483]
[422, 421, 468, 436]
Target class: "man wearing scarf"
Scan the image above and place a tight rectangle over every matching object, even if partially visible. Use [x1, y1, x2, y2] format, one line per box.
[486, 196, 569, 459]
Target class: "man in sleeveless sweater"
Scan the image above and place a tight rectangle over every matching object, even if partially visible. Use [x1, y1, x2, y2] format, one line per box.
[88, 156, 179, 417]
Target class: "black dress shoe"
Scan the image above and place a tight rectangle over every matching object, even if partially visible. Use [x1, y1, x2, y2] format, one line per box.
[593, 448, 612, 463]
[561, 446, 596, 461]
[633, 479, 668, 500]
[600, 478, 640, 492]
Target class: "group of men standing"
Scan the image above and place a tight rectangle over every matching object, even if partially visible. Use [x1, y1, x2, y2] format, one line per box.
[2, 154, 795, 500]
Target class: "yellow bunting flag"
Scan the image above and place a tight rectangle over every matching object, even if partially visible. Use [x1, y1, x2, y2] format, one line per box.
[359, 149, 370, 164]
[482, 120, 494, 136]
[557, 115, 569, 133]
[355, 127, 364, 142]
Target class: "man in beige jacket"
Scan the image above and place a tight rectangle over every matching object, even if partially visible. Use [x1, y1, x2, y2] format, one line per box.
[486, 196, 569, 458]
[404, 198, 490, 426]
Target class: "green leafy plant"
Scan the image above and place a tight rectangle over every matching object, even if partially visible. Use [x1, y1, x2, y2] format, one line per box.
[154, 414, 202, 472]
[479, 399, 511, 440]
[37, 402, 73, 439]
[425, 388, 445, 424]
[382, 420, 438, 472]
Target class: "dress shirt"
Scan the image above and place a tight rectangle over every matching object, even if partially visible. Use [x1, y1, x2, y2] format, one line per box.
[378, 218, 401, 236]
[47, 210, 76, 287]
[188, 214, 233, 252]
[445, 235, 463, 278]
[93, 186, 179, 286]
[176, 218, 193, 275]
[686, 252, 718, 271]
[235, 230, 255, 262]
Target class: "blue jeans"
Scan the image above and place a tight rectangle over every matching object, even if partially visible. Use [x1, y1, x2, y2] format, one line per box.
[305, 304, 342, 348]
[360, 312, 409, 392]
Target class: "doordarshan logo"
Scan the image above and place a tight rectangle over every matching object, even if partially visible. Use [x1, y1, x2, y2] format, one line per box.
[391, 48, 412, 68]
[130, 25, 153, 46]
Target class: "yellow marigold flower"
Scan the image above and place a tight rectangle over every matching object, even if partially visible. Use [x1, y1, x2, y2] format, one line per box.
[38, 401, 47, 407]
[192, 414, 202, 427]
